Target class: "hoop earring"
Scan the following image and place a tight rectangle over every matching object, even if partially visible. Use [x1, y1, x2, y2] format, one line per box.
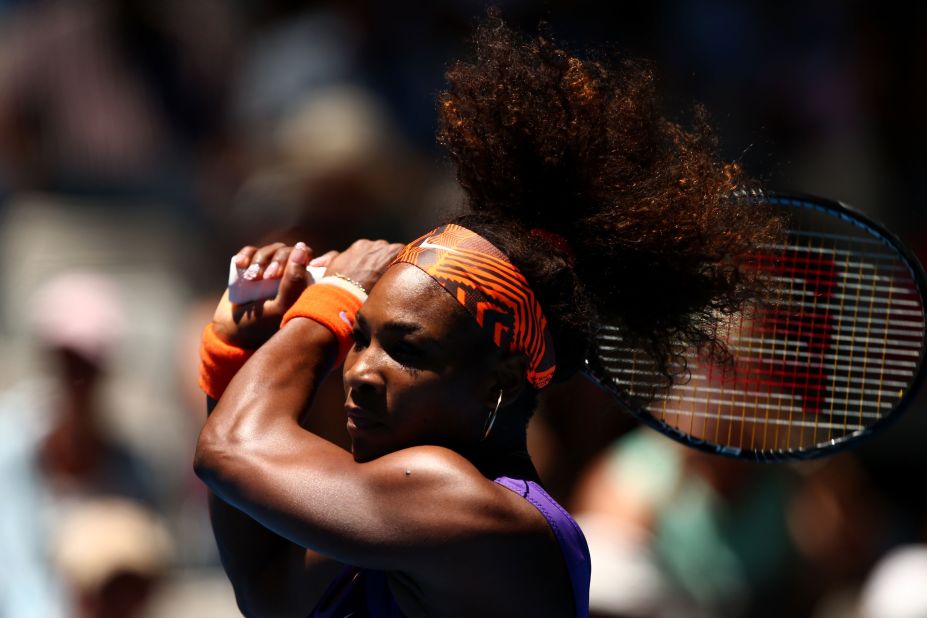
[482, 389, 504, 441]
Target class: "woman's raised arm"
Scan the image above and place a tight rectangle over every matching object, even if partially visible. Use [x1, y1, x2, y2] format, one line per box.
[194, 241, 540, 600]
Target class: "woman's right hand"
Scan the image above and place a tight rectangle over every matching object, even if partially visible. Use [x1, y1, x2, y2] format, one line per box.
[212, 242, 335, 349]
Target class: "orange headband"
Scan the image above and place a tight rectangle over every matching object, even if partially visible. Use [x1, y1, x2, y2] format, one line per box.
[391, 224, 556, 389]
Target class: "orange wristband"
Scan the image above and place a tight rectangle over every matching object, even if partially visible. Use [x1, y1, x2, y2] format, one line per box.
[198, 323, 254, 400]
[281, 283, 364, 366]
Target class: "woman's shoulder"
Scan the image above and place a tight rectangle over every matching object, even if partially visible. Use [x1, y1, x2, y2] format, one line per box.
[372, 446, 580, 617]
[367, 445, 539, 525]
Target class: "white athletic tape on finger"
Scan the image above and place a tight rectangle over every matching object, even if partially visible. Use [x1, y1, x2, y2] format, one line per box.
[227, 257, 327, 304]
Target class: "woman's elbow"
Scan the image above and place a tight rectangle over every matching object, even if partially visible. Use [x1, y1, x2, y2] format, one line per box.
[193, 424, 234, 486]
[194, 421, 268, 500]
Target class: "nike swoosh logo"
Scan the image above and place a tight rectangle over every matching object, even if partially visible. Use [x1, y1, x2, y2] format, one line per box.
[339, 310, 354, 327]
[418, 239, 460, 253]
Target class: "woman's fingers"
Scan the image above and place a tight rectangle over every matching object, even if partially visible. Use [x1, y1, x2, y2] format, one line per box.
[276, 242, 313, 307]
[263, 245, 293, 279]
[325, 239, 405, 291]
[219, 238, 404, 348]
[243, 242, 287, 280]
[231, 237, 403, 308]
[233, 246, 258, 269]
[309, 250, 339, 271]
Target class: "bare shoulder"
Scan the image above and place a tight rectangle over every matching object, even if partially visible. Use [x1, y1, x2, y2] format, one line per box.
[367, 446, 576, 617]
[364, 445, 546, 536]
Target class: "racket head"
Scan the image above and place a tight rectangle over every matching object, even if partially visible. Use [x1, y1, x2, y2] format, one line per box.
[585, 191, 927, 461]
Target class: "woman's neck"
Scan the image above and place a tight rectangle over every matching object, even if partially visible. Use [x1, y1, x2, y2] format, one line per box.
[464, 430, 540, 483]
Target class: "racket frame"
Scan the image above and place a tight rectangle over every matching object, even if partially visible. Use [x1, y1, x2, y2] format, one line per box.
[582, 191, 927, 462]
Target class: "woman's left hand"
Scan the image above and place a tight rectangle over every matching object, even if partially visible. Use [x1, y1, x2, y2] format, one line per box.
[323, 239, 406, 293]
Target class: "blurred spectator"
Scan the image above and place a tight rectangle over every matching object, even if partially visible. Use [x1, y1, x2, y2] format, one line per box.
[0, 0, 236, 213]
[53, 498, 172, 618]
[230, 84, 427, 251]
[574, 426, 900, 618]
[813, 544, 927, 618]
[0, 271, 156, 617]
[573, 429, 799, 617]
[231, 2, 360, 148]
[858, 545, 927, 618]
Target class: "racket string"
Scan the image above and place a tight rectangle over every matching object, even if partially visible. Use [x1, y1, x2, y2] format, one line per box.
[593, 200, 926, 456]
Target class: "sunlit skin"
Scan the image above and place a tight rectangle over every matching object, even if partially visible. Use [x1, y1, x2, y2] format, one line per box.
[195, 241, 575, 618]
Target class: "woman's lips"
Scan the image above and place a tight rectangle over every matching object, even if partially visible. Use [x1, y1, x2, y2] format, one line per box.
[345, 405, 385, 432]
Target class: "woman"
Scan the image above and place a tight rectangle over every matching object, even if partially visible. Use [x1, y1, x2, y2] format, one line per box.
[195, 17, 779, 618]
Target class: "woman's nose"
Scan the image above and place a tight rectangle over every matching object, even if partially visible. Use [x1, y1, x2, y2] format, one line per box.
[343, 344, 384, 394]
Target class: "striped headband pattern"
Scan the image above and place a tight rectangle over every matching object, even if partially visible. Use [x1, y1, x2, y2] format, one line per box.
[391, 224, 556, 389]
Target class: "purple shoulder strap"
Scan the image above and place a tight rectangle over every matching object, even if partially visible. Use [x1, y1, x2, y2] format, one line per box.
[494, 476, 591, 618]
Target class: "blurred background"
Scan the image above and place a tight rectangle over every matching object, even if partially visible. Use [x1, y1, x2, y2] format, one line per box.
[0, 1, 924, 617]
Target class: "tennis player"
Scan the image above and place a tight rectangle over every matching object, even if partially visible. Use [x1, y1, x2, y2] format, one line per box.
[195, 16, 779, 618]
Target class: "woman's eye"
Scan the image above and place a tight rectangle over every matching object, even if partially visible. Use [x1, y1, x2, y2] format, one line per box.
[392, 342, 422, 362]
[352, 329, 369, 349]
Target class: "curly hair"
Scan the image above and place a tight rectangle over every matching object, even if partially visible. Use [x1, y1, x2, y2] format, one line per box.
[438, 14, 782, 390]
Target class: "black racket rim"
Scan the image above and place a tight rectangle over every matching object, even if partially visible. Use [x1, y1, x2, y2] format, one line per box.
[584, 191, 927, 462]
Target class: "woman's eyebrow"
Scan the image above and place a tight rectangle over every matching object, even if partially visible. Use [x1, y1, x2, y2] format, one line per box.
[381, 321, 445, 350]
[382, 320, 425, 336]
[356, 313, 426, 337]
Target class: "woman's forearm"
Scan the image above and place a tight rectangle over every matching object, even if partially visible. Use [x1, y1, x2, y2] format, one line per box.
[197, 318, 338, 451]
[204, 397, 312, 615]
[207, 489, 342, 617]
[196, 319, 343, 615]
[195, 317, 343, 511]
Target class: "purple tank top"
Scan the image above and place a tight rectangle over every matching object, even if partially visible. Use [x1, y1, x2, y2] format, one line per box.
[308, 476, 591, 618]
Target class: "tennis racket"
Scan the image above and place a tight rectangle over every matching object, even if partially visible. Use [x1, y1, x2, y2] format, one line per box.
[583, 191, 927, 461]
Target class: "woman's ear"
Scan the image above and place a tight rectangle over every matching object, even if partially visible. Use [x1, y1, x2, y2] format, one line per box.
[488, 352, 528, 408]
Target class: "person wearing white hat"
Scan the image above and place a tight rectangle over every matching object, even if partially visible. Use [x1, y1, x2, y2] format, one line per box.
[0, 271, 156, 618]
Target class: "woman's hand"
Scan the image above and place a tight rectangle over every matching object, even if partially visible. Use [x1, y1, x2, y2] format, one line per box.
[212, 242, 336, 349]
[324, 239, 406, 293]
[211, 239, 402, 349]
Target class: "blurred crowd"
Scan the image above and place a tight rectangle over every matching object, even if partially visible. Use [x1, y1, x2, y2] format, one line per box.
[0, 1, 925, 617]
